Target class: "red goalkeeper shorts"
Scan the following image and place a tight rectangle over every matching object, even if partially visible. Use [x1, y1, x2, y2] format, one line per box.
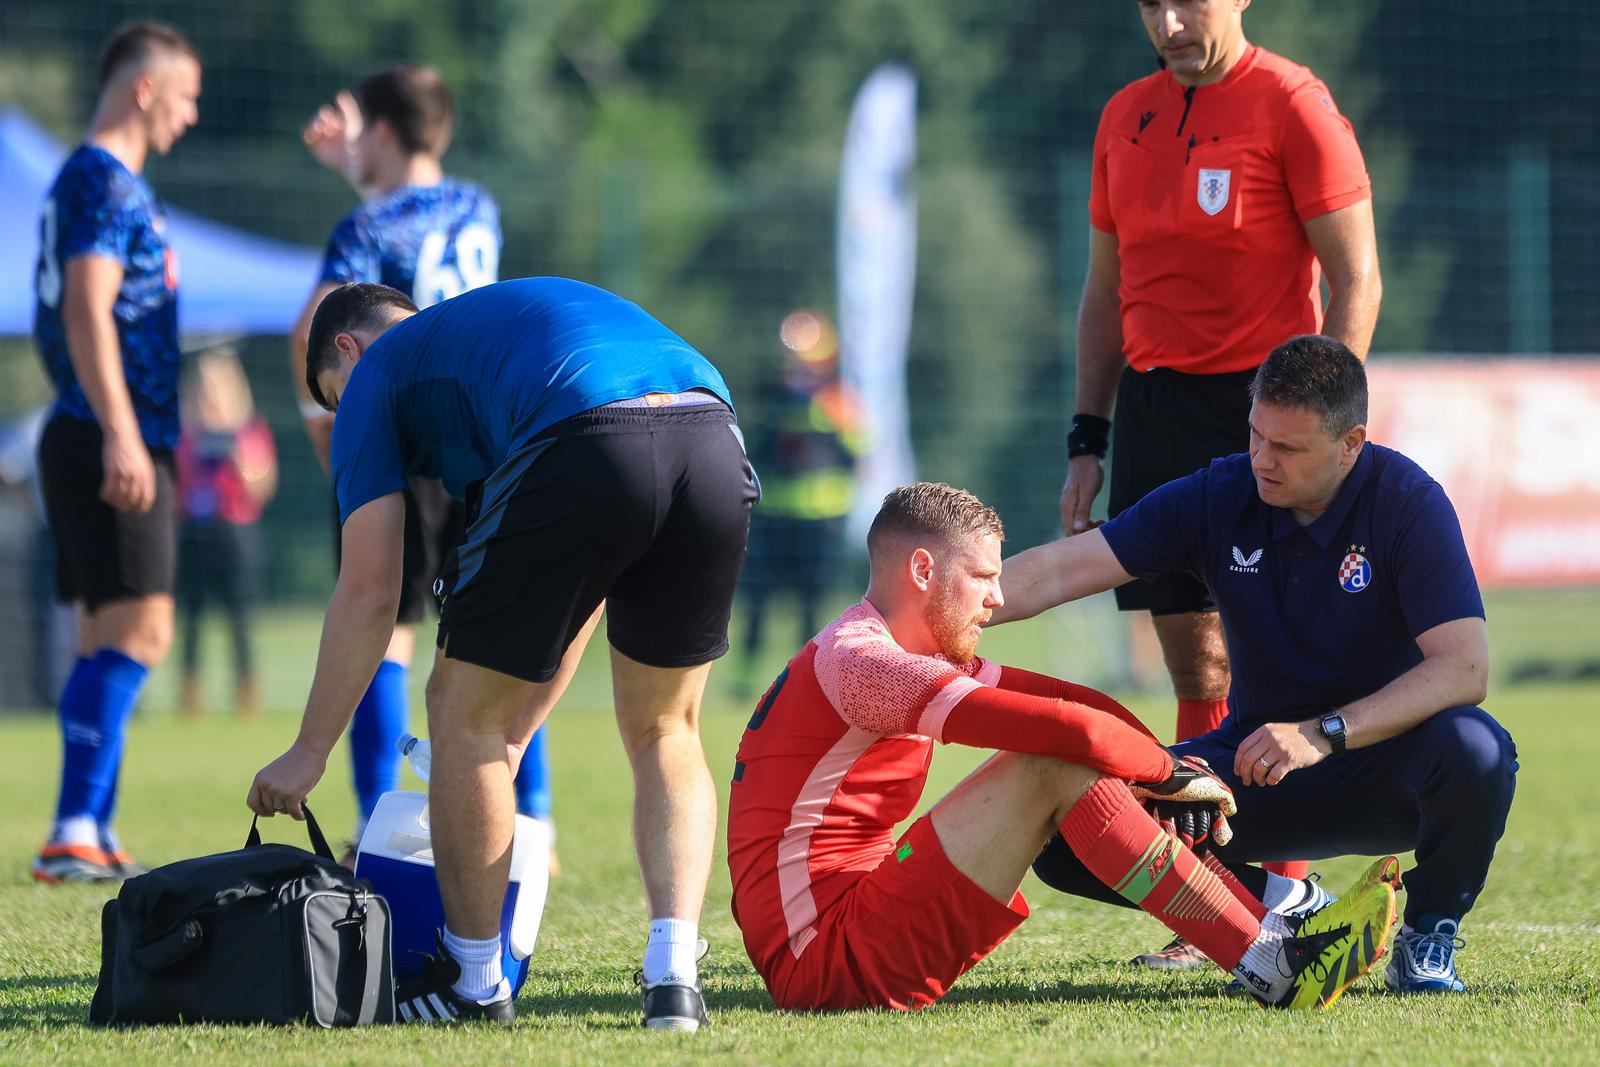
[762, 815, 1029, 1011]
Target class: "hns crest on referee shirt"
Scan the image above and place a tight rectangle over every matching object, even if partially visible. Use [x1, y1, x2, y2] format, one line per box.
[1339, 545, 1372, 593]
[1198, 168, 1231, 216]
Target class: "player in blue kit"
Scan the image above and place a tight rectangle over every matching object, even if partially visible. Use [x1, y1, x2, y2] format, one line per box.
[996, 335, 1517, 996]
[250, 279, 758, 1029]
[288, 64, 554, 864]
[30, 22, 201, 884]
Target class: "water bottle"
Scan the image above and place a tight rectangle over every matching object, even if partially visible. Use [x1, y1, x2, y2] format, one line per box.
[397, 732, 431, 782]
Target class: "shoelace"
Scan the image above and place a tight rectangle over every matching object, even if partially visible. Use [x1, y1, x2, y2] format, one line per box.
[1406, 925, 1465, 979]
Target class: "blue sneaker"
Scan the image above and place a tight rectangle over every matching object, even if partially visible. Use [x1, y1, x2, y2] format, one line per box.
[1385, 918, 1466, 993]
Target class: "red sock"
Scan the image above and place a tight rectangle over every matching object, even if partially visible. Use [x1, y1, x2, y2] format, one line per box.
[1201, 851, 1268, 921]
[1264, 860, 1311, 879]
[1175, 698, 1228, 741]
[1060, 777, 1260, 969]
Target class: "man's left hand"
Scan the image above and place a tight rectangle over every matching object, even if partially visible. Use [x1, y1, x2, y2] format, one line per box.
[1234, 721, 1331, 787]
[247, 744, 328, 820]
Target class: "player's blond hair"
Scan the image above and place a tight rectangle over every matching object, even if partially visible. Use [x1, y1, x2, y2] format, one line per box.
[867, 482, 1004, 555]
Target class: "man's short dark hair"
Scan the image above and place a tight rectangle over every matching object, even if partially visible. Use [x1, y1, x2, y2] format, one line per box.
[1250, 334, 1368, 438]
[354, 63, 454, 157]
[99, 21, 198, 90]
[867, 482, 1005, 557]
[305, 284, 417, 408]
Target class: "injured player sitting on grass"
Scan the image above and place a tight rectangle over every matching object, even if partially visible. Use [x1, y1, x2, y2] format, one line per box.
[726, 482, 1399, 1012]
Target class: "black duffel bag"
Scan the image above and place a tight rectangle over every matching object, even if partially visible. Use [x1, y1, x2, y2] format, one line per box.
[89, 806, 395, 1027]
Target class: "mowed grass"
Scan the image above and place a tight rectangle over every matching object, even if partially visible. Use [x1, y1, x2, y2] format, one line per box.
[2, 591, 1599, 1065]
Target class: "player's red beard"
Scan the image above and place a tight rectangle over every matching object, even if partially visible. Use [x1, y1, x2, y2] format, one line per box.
[926, 584, 990, 665]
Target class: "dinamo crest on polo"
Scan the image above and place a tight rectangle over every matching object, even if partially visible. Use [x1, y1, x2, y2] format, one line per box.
[1197, 168, 1231, 216]
[1338, 547, 1372, 593]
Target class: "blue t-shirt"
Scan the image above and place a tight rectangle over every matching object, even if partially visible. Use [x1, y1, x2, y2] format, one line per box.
[331, 277, 734, 522]
[319, 179, 500, 308]
[1101, 444, 1485, 725]
[33, 145, 181, 448]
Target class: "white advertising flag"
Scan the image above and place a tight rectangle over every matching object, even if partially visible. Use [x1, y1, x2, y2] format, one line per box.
[838, 64, 918, 541]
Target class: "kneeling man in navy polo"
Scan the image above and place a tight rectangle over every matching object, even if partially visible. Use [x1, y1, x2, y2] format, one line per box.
[996, 334, 1516, 994]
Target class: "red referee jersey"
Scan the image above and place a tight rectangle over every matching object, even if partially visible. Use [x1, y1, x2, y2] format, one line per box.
[1089, 45, 1371, 374]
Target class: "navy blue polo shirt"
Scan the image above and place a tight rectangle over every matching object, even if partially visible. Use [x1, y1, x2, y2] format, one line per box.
[1101, 444, 1484, 725]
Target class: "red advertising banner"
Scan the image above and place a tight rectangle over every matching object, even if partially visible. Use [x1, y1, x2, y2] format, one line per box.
[1367, 360, 1600, 588]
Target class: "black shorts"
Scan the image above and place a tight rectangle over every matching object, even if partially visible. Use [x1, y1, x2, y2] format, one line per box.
[1109, 365, 1254, 616]
[333, 476, 465, 623]
[38, 414, 177, 611]
[435, 402, 759, 683]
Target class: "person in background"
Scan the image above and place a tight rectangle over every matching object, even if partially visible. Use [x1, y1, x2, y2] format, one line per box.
[31, 21, 201, 884]
[289, 63, 554, 864]
[0, 406, 76, 709]
[175, 347, 277, 719]
[735, 310, 860, 695]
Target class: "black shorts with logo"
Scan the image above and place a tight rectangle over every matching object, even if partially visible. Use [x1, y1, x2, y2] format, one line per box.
[38, 414, 177, 611]
[1108, 365, 1255, 616]
[435, 400, 759, 683]
[332, 476, 464, 624]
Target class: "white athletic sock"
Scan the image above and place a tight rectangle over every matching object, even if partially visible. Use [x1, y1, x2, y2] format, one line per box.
[51, 815, 99, 849]
[1262, 872, 1331, 916]
[642, 917, 699, 987]
[1231, 912, 1295, 1003]
[443, 926, 504, 1001]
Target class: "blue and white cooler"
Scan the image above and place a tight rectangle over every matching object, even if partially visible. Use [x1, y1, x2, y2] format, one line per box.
[354, 791, 550, 995]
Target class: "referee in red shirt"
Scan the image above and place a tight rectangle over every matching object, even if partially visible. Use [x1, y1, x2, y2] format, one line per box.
[1058, 0, 1381, 967]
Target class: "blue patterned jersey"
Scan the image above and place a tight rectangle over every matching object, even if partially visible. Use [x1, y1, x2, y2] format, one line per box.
[33, 145, 181, 448]
[319, 178, 501, 308]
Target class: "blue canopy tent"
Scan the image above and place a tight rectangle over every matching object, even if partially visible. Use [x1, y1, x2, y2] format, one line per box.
[0, 106, 320, 336]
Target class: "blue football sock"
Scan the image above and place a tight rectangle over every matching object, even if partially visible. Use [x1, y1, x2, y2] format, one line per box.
[55, 649, 148, 834]
[349, 659, 409, 820]
[514, 725, 551, 820]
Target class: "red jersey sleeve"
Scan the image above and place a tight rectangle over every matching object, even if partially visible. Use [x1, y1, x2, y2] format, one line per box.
[992, 664, 1161, 743]
[939, 683, 1173, 783]
[1280, 80, 1371, 222]
[1088, 99, 1117, 234]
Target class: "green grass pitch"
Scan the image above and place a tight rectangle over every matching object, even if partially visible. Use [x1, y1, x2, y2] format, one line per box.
[2, 592, 1598, 1064]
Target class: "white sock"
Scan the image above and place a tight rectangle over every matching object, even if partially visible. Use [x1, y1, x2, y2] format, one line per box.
[51, 815, 99, 848]
[442, 926, 505, 1001]
[642, 917, 699, 987]
[1262, 872, 1331, 916]
[1231, 913, 1295, 1004]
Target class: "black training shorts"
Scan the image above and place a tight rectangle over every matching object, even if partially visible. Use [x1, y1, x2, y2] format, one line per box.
[38, 414, 177, 611]
[1108, 365, 1254, 616]
[435, 401, 759, 683]
[332, 476, 465, 623]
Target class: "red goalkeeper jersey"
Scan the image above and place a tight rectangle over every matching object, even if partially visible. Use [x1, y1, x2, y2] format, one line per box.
[727, 600, 1171, 982]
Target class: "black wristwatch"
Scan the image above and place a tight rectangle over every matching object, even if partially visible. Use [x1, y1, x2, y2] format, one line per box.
[1318, 710, 1348, 754]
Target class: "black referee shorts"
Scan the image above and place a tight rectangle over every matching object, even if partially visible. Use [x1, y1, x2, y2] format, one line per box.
[38, 414, 177, 611]
[435, 401, 759, 684]
[332, 475, 465, 624]
[1108, 365, 1254, 616]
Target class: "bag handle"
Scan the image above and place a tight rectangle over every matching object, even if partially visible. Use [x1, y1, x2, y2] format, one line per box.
[246, 803, 336, 862]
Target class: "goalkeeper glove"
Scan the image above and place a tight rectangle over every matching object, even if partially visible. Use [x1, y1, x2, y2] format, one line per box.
[1131, 752, 1236, 847]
